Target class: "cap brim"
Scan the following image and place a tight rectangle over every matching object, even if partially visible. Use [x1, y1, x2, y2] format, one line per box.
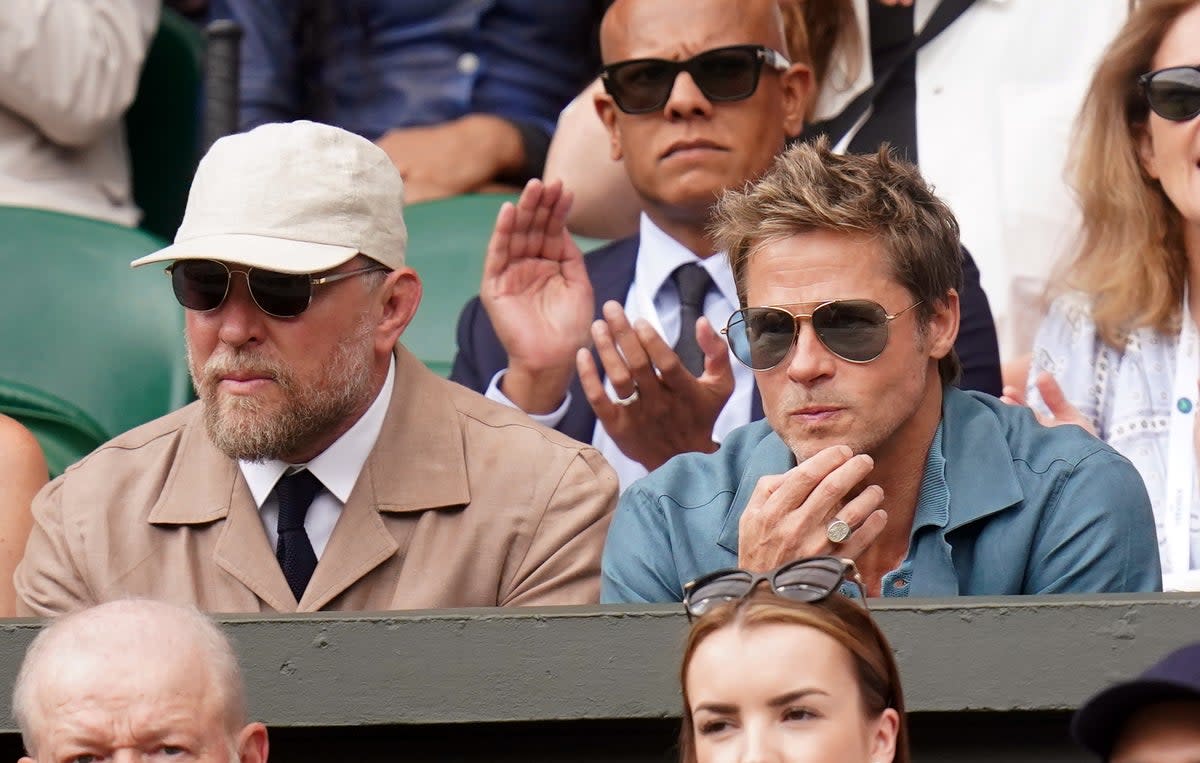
[1071, 679, 1200, 757]
[130, 233, 360, 274]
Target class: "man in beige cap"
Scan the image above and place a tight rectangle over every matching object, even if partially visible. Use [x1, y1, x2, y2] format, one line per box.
[15, 120, 618, 615]
[13, 599, 269, 762]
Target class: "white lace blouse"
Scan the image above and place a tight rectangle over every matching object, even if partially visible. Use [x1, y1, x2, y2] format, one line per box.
[1030, 292, 1200, 583]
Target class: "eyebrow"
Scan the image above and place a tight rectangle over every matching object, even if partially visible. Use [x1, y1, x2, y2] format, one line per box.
[768, 689, 829, 708]
[694, 688, 829, 714]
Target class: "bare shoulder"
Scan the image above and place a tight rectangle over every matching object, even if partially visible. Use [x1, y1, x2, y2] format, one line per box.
[0, 415, 47, 481]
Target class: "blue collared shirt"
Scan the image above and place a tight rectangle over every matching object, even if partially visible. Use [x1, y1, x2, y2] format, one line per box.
[601, 387, 1163, 602]
[209, 0, 605, 142]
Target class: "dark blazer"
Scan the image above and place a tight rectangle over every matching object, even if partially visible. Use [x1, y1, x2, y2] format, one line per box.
[451, 235, 1002, 444]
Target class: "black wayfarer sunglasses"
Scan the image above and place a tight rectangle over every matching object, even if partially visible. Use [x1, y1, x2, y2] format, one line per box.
[600, 44, 791, 114]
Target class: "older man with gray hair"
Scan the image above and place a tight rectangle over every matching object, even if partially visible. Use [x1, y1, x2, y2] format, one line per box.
[12, 599, 269, 763]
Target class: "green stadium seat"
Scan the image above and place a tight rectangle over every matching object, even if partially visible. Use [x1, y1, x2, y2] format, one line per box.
[126, 8, 204, 242]
[0, 207, 192, 454]
[0, 379, 109, 478]
[403, 192, 607, 377]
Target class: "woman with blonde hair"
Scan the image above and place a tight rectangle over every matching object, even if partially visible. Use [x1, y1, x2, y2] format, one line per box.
[1015, 0, 1200, 589]
[679, 557, 907, 763]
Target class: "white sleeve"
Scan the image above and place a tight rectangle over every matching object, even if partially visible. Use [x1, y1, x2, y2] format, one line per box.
[1028, 293, 1115, 438]
[0, 0, 160, 146]
[484, 369, 572, 429]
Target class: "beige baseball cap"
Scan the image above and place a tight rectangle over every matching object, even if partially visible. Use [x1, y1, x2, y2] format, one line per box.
[132, 120, 407, 273]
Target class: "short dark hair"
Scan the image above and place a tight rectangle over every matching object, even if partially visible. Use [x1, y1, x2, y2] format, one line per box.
[711, 137, 964, 385]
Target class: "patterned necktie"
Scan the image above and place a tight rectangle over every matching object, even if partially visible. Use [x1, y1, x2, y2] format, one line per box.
[672, 263, 714, 377]
[274, 469, 322, 602]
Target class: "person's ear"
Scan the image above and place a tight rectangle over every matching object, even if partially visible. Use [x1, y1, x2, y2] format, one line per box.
[1136, 122, 1161, 180]
[925, 288, 960, 362]
[236, 722, 270, 763]
[868, 707, 901, 763]
[779, 62, 814, 138]
[376, 267, 422, 354]
[594, 88, 625, 162]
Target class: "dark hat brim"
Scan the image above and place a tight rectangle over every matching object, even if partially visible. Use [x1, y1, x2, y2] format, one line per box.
[1071, 679, 1200, 758]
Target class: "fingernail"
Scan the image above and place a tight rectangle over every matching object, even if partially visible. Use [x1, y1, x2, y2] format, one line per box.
[838, 445, 853, 458]
[858, 454, 874, 467]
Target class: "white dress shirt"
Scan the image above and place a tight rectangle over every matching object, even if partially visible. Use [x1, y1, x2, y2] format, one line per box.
[240, 355, 395, 558]
[487, 214, 754, 490]
[814, 0, 1128, 359]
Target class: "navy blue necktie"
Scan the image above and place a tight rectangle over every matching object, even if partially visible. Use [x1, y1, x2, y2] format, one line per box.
[274, 469, 321, 602]
[672, 264, 714, 377]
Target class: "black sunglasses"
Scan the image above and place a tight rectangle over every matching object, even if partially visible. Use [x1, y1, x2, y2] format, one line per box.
[683, 556, 867, 620]
[600, 44, 791, 114]
[722, 299, 922, 370]
[1139, 65, 1200, 122]
[167, 259, 388, 318]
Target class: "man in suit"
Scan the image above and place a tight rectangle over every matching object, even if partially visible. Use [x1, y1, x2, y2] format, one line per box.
[451, 0, 1000, 491]
[12, 599, 270, 763]
[15, 120, 617, 615]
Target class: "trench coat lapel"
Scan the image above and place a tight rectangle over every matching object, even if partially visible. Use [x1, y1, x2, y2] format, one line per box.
[297, 347, 472, 611]
[146, 408, 297, 612]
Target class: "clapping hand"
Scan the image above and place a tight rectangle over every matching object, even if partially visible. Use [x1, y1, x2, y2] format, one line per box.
[577, 301, 735, 471]
[481, 179, 595, 414]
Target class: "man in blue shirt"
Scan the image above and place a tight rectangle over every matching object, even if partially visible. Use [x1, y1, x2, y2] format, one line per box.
[209, 0, 607, 202]
[601, 140, 1162, 601]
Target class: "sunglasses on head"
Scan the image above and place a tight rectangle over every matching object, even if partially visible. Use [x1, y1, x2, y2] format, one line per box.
[167, 259, 388, 318]
[1139, 65, 1200, 122]
[600, 44, 791, 114]
[683, 556, 867, 620]
[722, 299, 922, 370]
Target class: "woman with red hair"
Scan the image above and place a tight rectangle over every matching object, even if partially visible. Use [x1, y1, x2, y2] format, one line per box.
[678, 557, 908, 763]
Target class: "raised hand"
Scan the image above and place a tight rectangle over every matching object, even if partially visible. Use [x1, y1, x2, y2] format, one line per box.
[577, 301, 735, 471]
[737, 446, 888, 573]
[481, 179, 595, 414]
[1001, 372, 1097, 436]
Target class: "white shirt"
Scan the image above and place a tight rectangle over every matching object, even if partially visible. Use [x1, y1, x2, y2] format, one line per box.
[814, 0, 1128, 359]
[487, 214, 754, 490]
[240, 354, 395, 558]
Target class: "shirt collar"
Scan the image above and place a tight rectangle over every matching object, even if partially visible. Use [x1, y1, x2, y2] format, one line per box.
[635, 213, 739, 308]
[715, 388, 1026, 554]
[938, 387, 1024, 532]
[239, 354, 396, 507]
[912, 423, 950, 532]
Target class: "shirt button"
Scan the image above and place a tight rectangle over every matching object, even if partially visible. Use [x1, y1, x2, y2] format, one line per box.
[457, 52, 480, 75]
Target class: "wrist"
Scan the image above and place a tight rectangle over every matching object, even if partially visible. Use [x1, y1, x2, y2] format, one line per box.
[460, 114, 526, 180]
[501, 363, 575, 415]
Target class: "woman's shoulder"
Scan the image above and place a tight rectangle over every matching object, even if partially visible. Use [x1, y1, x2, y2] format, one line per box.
[0, 415, 46, 476]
